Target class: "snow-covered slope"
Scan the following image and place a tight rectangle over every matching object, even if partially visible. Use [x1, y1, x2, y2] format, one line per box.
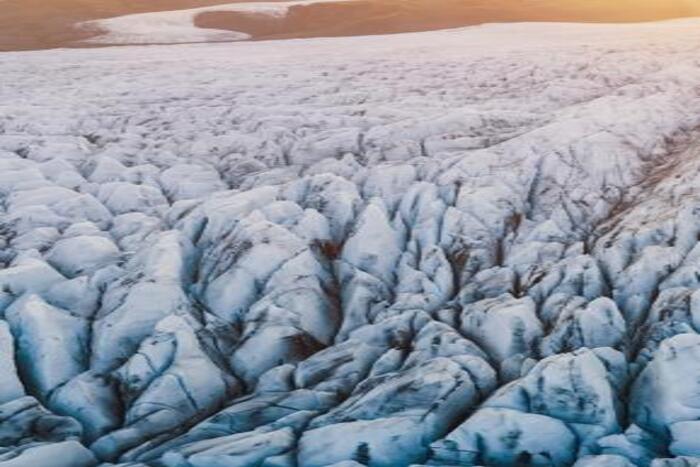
[2, 18, 700, 466]
[80, 0, 354, 45]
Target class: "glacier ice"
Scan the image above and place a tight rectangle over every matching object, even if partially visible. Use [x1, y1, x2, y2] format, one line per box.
[2, 17, 700, 467]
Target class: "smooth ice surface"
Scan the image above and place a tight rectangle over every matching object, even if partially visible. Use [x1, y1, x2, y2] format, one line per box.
[3, 17, 700, 466]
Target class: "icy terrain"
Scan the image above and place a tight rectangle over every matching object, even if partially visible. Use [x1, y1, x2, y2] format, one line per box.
[80, 0, 354, 45]
[3, 18, 700, 466]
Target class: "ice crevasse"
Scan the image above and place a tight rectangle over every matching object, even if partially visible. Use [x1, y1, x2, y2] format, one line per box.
[2, 18, 700, 467]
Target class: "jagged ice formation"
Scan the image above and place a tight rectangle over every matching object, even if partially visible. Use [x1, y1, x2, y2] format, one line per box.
[2, 18, 700, 467]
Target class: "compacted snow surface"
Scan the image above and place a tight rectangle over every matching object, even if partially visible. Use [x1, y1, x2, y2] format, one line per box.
[3, 19, 700, 466]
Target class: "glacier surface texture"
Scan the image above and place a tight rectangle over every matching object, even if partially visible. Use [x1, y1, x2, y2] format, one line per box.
[3, 19, 700, 467]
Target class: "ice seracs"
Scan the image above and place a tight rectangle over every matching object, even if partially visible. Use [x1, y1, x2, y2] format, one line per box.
[2, 17, 700, 466]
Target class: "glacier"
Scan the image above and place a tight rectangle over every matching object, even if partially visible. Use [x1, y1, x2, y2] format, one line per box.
[79, 0, 355, 46]
[2, 18, 700, 466]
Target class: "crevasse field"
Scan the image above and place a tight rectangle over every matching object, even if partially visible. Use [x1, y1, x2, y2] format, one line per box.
[3, 18, 700, 467]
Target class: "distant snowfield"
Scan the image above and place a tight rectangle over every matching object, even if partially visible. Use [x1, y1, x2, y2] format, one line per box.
[5, 19, 700, 467]
[80, 0, 354, 45]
